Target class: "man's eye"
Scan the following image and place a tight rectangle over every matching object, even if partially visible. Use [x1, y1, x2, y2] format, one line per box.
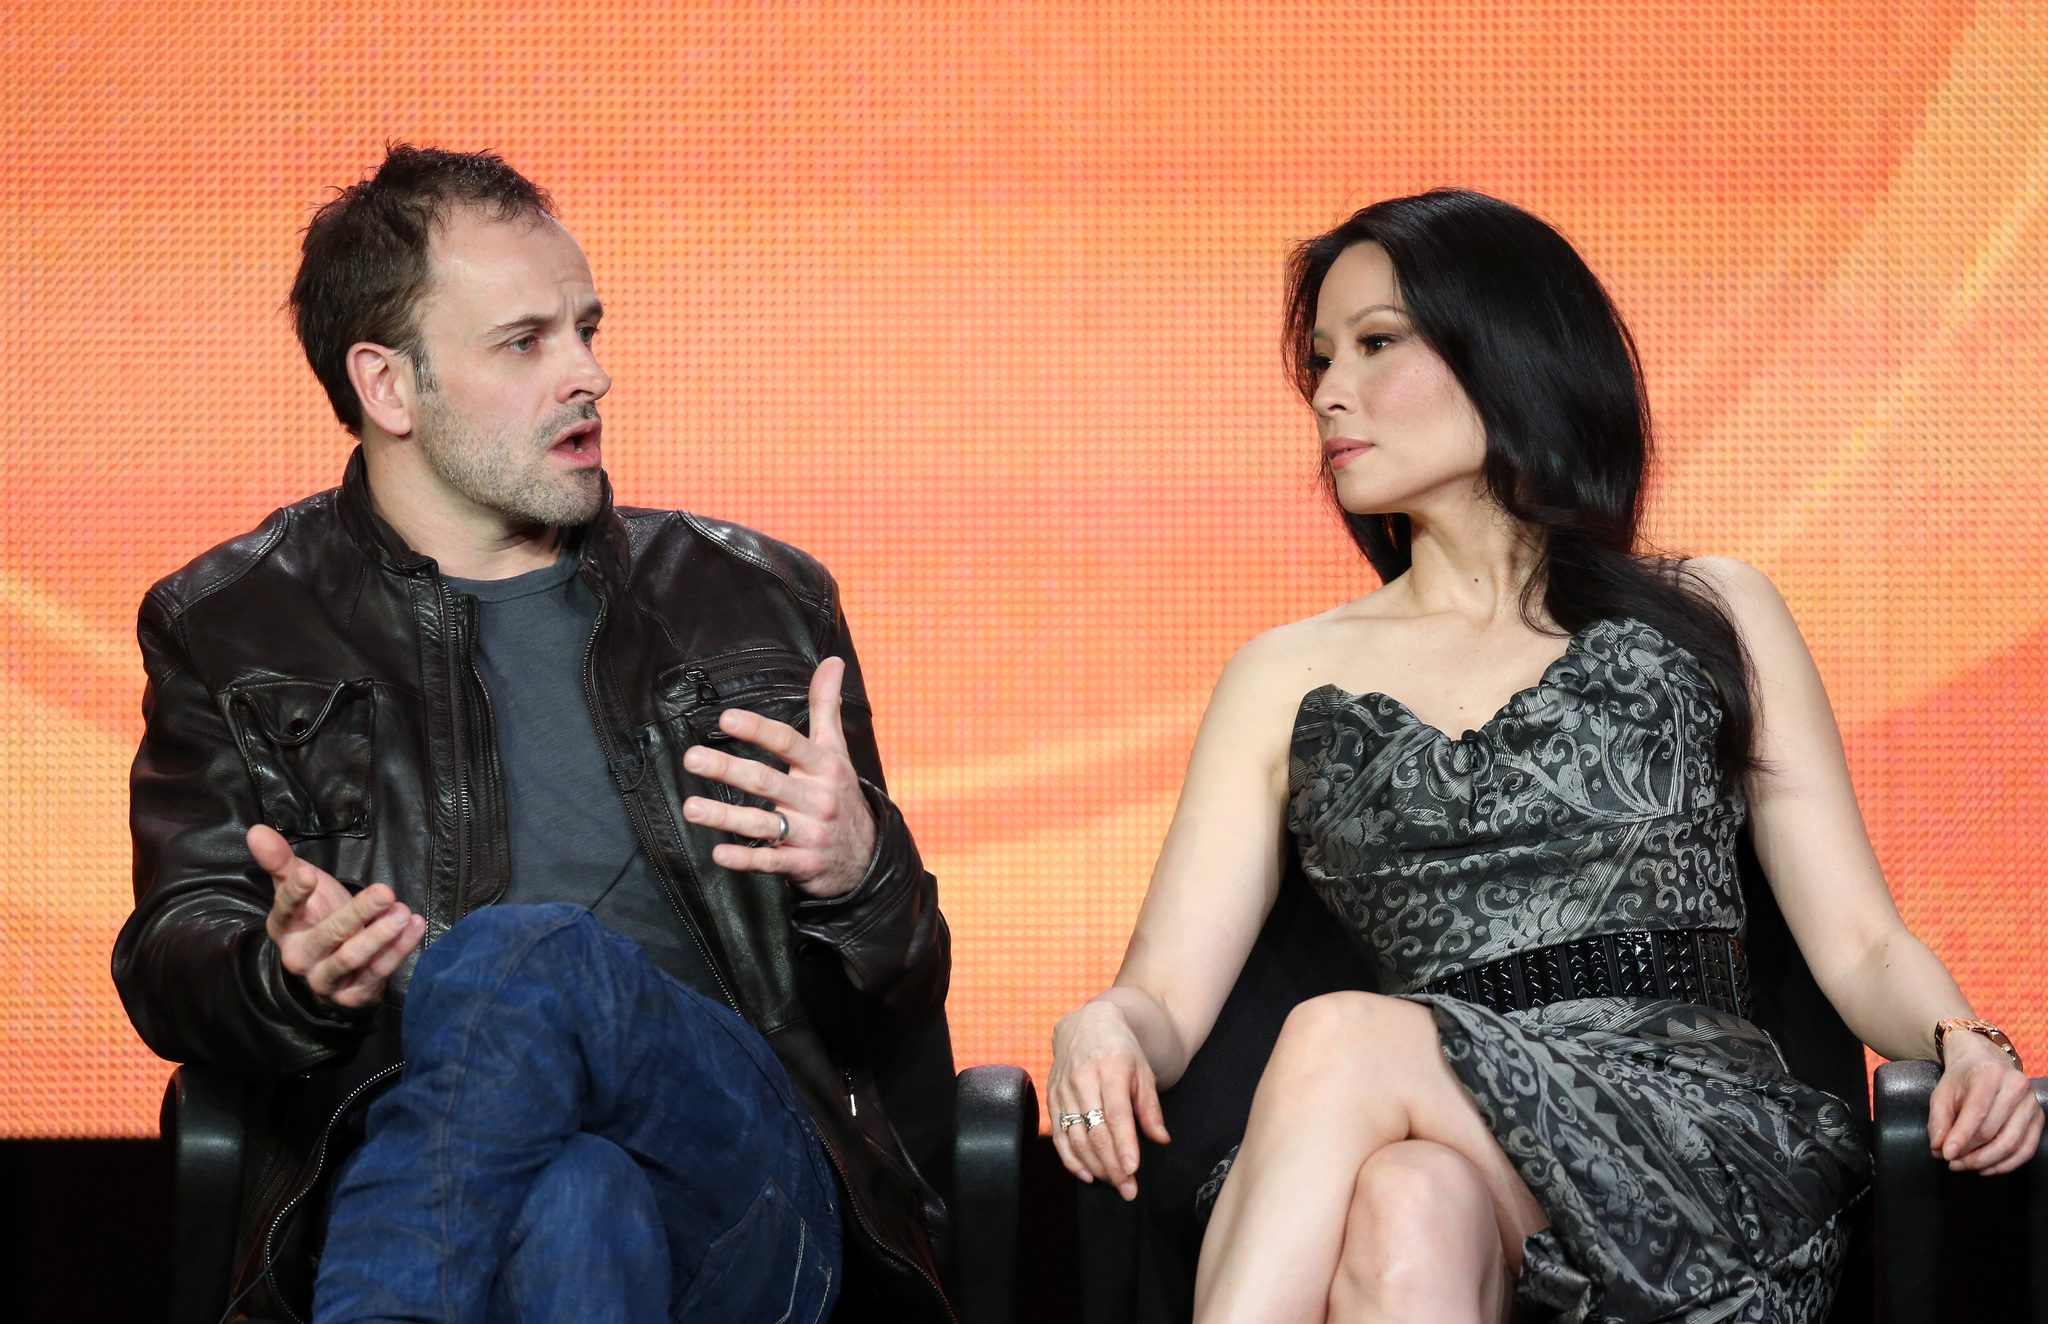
[579, 326, 597, 346]
[509, 335, 537, 352]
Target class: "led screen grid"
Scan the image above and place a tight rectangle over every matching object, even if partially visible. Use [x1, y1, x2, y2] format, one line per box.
[2, 0, 2042, 1137]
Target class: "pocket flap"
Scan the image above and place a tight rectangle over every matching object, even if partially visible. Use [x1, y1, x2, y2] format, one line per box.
[232, 678, 370, 746]
[657, 651, 868, 723]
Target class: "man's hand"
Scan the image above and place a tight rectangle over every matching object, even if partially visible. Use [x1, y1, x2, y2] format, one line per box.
[252, 824, 427, 1012]
[679, 657, 876, 900]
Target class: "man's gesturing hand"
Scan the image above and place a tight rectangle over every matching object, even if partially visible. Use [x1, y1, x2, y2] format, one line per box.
[680, 656, 876, 900]
[252, 824, 426, 1012]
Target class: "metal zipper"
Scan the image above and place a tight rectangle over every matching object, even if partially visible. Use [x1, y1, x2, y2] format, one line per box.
[439, 581, 474, 928]
[683, 650, 873, 711]
[813, 1124, 956, 1323]
[254, 1061, 406, 1324]
[843, 1067, 858, 1117]
[464, 645, 506, 912]
[582, 597, 742, 1017]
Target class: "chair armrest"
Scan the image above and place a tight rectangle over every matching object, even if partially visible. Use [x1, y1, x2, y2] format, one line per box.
[952, 1065, 1037, 1324]
[2033, 1078, 2048, 1324]
[161, 1064, 250, 1324]
[1874, 1059, 1942, 1324]
[2033, 1077, 2048, 1324]
[1874, 1059, 2048, 1324]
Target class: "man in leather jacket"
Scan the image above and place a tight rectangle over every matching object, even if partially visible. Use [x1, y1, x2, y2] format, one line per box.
[111, 146, 955, 1322]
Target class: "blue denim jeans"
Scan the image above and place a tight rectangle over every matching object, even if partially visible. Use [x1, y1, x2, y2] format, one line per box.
[314, 904, 841, 1324]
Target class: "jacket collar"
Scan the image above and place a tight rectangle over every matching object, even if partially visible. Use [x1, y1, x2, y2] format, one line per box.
[337, 444, 632, 592]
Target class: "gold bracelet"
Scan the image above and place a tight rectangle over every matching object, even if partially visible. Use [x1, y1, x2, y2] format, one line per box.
[1935, 1018, 2022, 1072]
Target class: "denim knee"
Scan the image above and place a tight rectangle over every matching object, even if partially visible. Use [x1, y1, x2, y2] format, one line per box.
[424, 901, 594, 964]
[494, 1133, 670, 1323]
[410, 903, 631, 1000]
[520, 1131, 657, 1234]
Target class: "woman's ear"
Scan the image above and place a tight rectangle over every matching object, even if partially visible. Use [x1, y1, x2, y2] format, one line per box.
[346, 342, 418, 439]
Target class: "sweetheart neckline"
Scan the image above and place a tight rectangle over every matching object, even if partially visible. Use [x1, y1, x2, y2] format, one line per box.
[1302, 619, 1607, 745]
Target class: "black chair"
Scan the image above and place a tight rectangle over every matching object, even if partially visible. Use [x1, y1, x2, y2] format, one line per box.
[1075, 833, 2048, 1322]
[163, 1059, 1038, 1324]
[1874, 1060, 2048, 1323]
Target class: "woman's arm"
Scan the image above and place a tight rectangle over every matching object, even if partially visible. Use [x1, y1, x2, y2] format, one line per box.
[1048, 627, 1308, 1198]
[1697, 557, 2041, 1175]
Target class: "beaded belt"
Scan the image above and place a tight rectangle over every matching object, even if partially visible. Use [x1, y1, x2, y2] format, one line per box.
[1417, 928, 1752, 1020]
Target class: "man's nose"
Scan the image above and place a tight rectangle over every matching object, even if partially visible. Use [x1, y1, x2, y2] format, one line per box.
[562, 342, 611, 402]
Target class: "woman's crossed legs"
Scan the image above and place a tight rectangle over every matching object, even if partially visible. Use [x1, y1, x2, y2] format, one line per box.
[1194, 992, 1548, 1324]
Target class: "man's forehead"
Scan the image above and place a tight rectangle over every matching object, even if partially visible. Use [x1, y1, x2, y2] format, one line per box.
[423, 209, 595, 312]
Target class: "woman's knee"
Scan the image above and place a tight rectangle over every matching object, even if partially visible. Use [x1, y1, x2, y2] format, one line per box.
[1267, 991, 1433, 1082]
[1336, 1141, 1499, 1296]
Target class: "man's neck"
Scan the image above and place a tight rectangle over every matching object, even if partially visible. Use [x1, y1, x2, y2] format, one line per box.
[361, 442, 562, 581]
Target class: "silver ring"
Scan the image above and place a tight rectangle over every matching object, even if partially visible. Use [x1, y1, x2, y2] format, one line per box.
[771, 812, 790, 845]
[1057, 1112, 1086, 1130]
[1084, 1108, 1106, 1131]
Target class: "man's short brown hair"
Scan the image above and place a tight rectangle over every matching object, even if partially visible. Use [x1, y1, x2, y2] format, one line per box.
[289, 145, 555, 435]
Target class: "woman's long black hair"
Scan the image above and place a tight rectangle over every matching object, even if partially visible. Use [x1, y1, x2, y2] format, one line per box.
[1284, 189, 1758, 778]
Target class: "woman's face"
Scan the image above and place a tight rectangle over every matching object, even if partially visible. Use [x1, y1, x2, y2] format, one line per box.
[1310, 242, 1488, 518]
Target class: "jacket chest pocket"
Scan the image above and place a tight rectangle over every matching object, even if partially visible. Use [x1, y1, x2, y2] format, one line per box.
[224, 677, 377, 838]
[657, 650, 866, 802]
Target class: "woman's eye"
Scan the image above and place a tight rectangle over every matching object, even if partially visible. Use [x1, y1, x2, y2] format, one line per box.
[1361, 334, 1395, 355]
[1308, 353, 1332, 372]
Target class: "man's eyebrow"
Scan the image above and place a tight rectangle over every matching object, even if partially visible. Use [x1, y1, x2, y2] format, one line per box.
[481, 299, 605, 341]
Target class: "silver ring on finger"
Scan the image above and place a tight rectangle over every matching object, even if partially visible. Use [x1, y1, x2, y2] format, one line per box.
[771, 812, 790, 845]
[1084, 1108, 1106, 1130]
[1057, 1112, 1086, 1131]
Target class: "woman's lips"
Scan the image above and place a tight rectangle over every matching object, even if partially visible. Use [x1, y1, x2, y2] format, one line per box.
[1325, 438, 1371, 468]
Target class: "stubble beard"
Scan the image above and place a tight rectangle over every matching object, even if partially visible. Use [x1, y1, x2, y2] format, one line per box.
[414, 391, 604, 530]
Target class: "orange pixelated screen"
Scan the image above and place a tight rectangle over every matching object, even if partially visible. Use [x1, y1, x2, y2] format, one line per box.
[2, 1, 2043, 1137]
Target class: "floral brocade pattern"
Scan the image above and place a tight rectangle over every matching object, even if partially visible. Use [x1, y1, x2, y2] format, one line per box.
[1287, 618, 1871, 1323]
[1289, 617, 1743, 993]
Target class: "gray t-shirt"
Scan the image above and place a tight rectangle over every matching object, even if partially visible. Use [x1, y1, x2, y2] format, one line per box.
[445, 555, 720, 999]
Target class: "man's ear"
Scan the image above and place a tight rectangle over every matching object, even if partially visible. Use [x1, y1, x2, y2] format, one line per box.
[346, 342, 418, 439]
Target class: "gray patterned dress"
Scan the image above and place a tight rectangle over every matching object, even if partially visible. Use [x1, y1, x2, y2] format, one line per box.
[1282, 617, 1870, 1323]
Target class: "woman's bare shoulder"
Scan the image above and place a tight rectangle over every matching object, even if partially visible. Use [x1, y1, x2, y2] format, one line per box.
[1682, 554, 1775, 599]
[1216, 589, 1406, 705]
[1681, 556, 1798, 638]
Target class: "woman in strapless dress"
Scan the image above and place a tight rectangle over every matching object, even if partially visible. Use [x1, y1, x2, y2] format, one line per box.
[1046, 190, 2040, 1323]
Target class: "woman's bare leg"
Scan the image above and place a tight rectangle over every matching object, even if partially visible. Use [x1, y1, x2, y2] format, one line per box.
[1192, 992, 1547, 1324]
[1327, 1140, 1511, 1324]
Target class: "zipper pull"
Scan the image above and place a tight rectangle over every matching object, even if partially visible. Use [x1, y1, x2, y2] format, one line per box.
[843, 1068, 858, 1117]
[609, 729, 653, 792]
[684, 668, 717, 703]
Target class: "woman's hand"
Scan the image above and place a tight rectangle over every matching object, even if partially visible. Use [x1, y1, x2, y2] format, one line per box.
[1049, 998, 1172, 1200]
[1927, 1034, 2043, 1175]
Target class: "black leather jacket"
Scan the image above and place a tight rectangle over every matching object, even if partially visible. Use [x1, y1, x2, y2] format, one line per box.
[112, 451, 955, 1322]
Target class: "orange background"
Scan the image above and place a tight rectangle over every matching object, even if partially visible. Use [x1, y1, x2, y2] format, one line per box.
[2, 1, 2043, 1137]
